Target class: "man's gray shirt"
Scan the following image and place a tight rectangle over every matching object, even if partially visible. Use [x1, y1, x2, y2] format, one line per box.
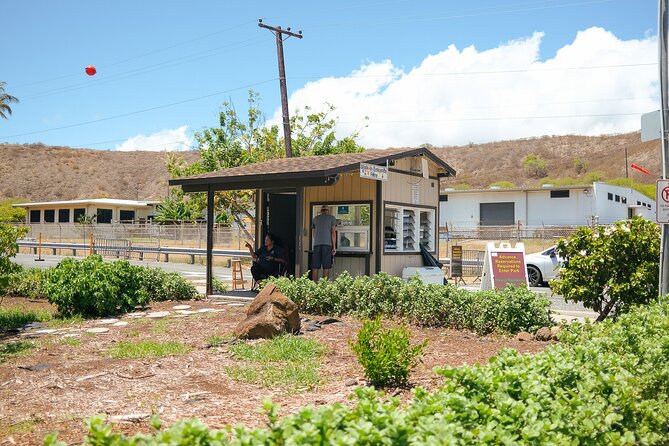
[312, 214, 337, 246]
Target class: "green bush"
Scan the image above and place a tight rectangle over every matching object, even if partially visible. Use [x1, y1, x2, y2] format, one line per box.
[5, 266, 47, 298]
[550, 217, 660, 320]
[0, 223, 28, 294]
[522, 154, 548, 178]
[350, 317, 426, 388]
[46, 299, 669, 445]
[270, 273, 551, 335]
[44, 256, 198, 317]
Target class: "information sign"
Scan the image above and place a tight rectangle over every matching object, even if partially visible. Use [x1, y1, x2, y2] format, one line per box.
[359, 163, 388, 181]
[480, 242, 528, 290]
[451, 245, 463, 277]
[657, 179, 669, 223]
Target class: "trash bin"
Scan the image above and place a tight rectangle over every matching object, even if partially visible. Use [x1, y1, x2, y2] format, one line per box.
[401, 266, 445, 285]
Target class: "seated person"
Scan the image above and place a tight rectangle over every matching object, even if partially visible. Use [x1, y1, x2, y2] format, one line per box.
[244, 233, 286, 281]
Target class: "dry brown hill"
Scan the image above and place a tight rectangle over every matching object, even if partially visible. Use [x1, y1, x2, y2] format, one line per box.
[0, 144, 198, 202]
[432, 132, 660, 189]
[0, 132, 660, 202]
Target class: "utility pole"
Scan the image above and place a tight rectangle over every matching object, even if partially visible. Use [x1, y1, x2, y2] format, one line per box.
[659, 0, 669, 295]
[259, 19, 303, 158]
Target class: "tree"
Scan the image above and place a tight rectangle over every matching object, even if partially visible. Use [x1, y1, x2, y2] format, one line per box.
[523, 154, 548, 178]
[162, 91, 366, 234]
[0, 81, 19, 120]
[550, 217, 660, 321]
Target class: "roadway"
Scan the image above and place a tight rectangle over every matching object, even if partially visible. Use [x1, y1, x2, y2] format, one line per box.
[12, 252, 595, 320]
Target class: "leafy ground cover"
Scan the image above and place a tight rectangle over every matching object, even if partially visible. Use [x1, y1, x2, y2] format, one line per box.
[0, 296, 547, 444]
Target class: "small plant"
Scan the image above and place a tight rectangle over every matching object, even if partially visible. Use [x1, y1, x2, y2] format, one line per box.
[212, 276, 228, 293]
[206, 334, 232, 348]
[350, 317, 426, 388]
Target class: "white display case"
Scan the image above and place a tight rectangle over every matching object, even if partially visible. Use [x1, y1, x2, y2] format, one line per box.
[337, 226, 369, 252]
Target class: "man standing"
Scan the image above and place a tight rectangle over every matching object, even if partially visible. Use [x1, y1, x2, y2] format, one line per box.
[311, 205, 337, 280]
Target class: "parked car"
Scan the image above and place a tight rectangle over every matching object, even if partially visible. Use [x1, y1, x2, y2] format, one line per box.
[525, 246, 562, 287]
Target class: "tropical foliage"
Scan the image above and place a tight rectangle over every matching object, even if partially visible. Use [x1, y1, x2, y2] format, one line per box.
[162, 91, 366, 230]
[550, 216, 660, 321]
[0, 81, 19, 120]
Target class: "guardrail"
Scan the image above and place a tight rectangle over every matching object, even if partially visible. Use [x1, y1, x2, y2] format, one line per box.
[18, 240, 251, 264]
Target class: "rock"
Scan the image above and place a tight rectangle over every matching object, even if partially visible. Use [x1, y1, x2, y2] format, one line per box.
[96, 318, 119, 325]
[112, 321, 129, 327]
[550, 325, 563, 336]
[173, 305, 192, 310]
[320, 318, 342, 325]
[515, 331, 533, 342]
[233, 283, 301, 339]
[344, 378, 358, 387]
[146, 311, 170, 319]
[86, 327, 110, 334]
[534, 327, 553, 341]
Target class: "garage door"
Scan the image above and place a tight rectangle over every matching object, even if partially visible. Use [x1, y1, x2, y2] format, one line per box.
[480, 202, 514, 226]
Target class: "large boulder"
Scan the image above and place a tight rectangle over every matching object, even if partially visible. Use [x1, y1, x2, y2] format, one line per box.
[233, 284, 301, 339]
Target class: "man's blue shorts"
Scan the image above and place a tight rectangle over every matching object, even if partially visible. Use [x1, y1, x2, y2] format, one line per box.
[312, 245, 333, 269]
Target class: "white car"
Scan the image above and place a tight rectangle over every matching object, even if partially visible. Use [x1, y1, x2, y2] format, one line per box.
[525, 246, 562, 287]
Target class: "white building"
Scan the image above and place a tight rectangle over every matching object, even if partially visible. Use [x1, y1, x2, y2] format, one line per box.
[13, 198, 159, 224]
[440, 182, 655, 230]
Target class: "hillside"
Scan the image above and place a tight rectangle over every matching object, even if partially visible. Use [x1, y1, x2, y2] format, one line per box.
[0, 132, 660, 202]
[432, 132, 660, 190]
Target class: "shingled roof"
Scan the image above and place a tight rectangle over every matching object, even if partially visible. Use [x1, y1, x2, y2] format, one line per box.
[170, 147, 455, 192]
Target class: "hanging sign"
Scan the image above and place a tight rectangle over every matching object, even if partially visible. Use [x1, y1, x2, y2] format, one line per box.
[359, 163, 388, 181]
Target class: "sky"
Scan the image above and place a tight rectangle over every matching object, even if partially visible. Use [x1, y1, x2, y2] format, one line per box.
[0, 0, 660, 152]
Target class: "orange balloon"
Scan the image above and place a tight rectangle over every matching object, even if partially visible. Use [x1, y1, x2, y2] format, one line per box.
[85, 65, 97, 76]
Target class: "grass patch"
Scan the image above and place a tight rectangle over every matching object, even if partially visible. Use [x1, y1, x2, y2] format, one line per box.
[226, 335, 327, 390]
[47, 314, 85, 328]
[229, 334, 326, 363]
[59, 337, 82, 347]
[0, 417, 40, 435]
[0, 307, 51, 332]
[206, 334, 233, 348]
[226, 363, 323, 389]
[108, 340, 190, 359]
[151, 319, 170, 334]
[0, 340, 37, 363]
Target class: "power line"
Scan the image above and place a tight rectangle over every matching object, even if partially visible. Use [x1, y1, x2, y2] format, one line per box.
[0, 78, 277, 139]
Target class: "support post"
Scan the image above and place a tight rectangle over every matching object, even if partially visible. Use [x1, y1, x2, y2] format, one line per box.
[206, 187, 215, 296]
[660, 0, 669, 295]
[259, 20, 303, 158]
[295, 186, 304, 277]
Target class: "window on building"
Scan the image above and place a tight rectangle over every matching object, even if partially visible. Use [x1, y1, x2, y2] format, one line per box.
[58, 209, 70, 223]
[96, 209, 113, 224]
[550, 190, 569, 198]
[119, 210, 135, 222]
[383, 204, 436, 253]
[44, 209, 55, 223]
[29, 210, 40, 223]
[608, 193, 613, 201]
[440, 195, 448, 202]
[622, 197, 627, 204]
[615, 195, 620, 203]
[313, 203, 371, 253]
[73, 208, 86, 223]
[637, 201, 641, 205]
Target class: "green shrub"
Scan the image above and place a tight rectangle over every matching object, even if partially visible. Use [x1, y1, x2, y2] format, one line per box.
[44, 256, 198, 317]
[0, 223, 28, 294]
[0, 200, 26, 223]
[5, 266, 47, 298]
[551, 217, 659, 320]
[270, 274, 551, 335]
[522, 154, 548, 178]
[350, 317, 426, 388]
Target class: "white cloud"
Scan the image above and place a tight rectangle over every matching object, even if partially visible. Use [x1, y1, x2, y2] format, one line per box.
[115, 125, 193, 151]
[273, 27, 658, 148]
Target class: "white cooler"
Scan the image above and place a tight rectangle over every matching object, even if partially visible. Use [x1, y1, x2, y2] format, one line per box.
[401, 266, 445, 285]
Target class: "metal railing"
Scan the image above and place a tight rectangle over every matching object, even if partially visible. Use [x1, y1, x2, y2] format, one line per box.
[18, 240, 251, 264]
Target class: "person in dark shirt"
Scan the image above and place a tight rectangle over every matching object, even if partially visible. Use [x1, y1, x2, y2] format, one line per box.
[244, 233, 286, 281]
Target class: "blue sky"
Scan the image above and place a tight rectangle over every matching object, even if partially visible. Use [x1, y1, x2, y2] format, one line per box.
[0, 0, 659, 151]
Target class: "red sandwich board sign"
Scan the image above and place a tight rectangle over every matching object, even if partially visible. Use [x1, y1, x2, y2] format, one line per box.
[480, 242, 528, 290]
[657, 179, 669, 224]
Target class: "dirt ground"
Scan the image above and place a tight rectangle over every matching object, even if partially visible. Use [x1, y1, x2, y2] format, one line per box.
[0, 297, 549, 445]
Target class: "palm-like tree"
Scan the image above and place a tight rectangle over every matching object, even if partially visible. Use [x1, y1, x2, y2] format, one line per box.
[0, 81, 19, 120]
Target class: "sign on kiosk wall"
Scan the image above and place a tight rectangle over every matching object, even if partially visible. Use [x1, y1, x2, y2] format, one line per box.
[480, 242, 528, 290]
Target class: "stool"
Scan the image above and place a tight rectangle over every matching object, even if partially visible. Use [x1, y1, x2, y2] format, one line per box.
[231, 258, 245, 290]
